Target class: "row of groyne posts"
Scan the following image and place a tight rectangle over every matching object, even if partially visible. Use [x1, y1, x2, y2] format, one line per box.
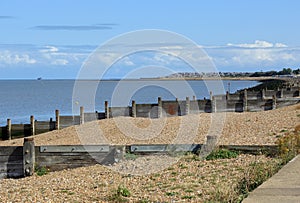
[1, 87, 299, 140]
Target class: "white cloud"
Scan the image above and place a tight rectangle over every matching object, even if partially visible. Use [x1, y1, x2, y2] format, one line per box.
[39, 46, 59, 53]
[274, 43, 288, 48]
[0, 51, 37, 65]
[0, 42, 299, 76]
[52, 59, 69, 65]
[38, 45, 88, 66]
[227, 40, 288, 48]
[122, 57, 135, 66]
[207, 45, 300, 72]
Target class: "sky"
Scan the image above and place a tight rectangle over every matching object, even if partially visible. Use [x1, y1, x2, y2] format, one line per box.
[1, 0, 300, 79]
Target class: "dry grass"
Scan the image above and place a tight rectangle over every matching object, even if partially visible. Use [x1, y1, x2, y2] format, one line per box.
[294, 124, 300, 132]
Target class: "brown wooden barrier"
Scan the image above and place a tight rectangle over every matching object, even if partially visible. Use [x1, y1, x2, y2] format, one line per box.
[1, 88, 299, 140]
[0, 137, 279, 179]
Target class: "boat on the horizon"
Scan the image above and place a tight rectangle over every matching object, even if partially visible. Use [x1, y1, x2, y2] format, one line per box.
[37, 77, 42, 80]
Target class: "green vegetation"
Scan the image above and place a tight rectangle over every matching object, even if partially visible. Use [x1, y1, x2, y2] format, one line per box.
[237, 160, 281, 201]
[138, 199, 150, 203]
[181, 195, 194, 199]
[124, 152, 138, 160]
[165, 191, 178, 196]
[108, 185, 131, 202]
[246, 79, 285, 91]
[276, 124, 300, 164]
[60, 189, 75, 195]
[35, 165, 49, 176]
[206, 149, 239, 160]
[117, 185, 131, 197]
[250, 67, 299, 77]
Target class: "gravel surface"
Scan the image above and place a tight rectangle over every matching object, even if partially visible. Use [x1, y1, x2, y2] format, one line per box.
[0, 154, 280, 202]
[0, 104, 299, 202]
[1, 103, 299, 146]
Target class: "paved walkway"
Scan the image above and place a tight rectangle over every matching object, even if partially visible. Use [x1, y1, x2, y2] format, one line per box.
[243, 155, 300, 203]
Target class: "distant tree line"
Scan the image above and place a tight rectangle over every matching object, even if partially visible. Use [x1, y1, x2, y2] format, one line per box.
[250, 68, 300, 77]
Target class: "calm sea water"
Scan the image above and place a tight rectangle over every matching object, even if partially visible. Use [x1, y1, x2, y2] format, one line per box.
[0, 79, 259, 125]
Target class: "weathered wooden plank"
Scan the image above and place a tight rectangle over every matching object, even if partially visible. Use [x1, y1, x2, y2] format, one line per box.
[39, 145, 110, 153]
[130, 144, 201, 153]
[35, 121, 54, 130]
[0, 146, 23, 156]
[0, 156, 23, 163]
[36, 147, 118, 167]
[110, 107, 131, 117]
[11, 124, 25, 131]
[0, 170, 23, 179]
[36, 153, 108, 164]
[35, 151, 115, 156]
[130, 145, 167, 152]
[0, 164, 23, 171]
[220, 145, 278, 154]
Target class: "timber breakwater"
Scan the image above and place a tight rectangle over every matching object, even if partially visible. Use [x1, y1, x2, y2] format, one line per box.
[0, 79, 299, 140]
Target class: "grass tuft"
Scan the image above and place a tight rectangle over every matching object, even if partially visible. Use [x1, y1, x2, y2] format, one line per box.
[206, 149, 239, 160]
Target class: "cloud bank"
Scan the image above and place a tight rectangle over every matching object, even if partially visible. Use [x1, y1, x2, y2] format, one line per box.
[227, 40, 288, 48]
[0, 40, 298, 78]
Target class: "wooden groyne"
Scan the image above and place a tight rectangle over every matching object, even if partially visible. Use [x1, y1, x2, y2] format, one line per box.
[0, 86, 299, 140]
[0, 138, 278, 179]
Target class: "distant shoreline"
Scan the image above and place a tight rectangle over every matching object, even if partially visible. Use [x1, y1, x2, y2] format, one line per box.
[0, 76, 283, 82]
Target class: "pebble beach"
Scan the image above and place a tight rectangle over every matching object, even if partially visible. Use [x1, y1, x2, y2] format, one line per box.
[1, 103, 299, 146]
[0, 103, 299, 202]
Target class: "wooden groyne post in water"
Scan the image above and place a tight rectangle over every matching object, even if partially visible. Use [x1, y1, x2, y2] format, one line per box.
[243, 90, 248, 112]
[30, 115, 35, 136]
[186, 96, 190, 115]
[80, 106, 84, 124]
[55, 109, 60, 130]
[158, 97, 162, 118]
[105, 101, 109, 119]
[132, 100, 136, 118]
[6, 119, 11, 140]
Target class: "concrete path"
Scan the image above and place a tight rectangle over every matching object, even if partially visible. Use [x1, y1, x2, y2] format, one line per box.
[243, 155, 300, 203]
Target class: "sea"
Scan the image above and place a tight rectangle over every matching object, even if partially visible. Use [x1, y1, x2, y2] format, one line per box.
[0, 79, 259, 126]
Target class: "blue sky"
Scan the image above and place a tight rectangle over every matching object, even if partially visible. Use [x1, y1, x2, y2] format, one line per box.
[1, 0, 300, 79]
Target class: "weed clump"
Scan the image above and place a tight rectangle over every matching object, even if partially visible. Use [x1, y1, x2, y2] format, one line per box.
[206, 149, 239, 160]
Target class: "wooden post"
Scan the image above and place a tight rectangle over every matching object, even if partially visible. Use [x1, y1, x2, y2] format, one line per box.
[6, 119, 11, 140]
[261, 89, 266, 100]
[206, 135, 217, 151]
[80, 106, 84, 124]
[272, 95, 277, 109]
[199, 135, 218, 157]
[211, 96, 216, 113]
[210, 91, 213, 101]
[226, 91, 230, 100]
[114, 146, 125, 163]
[185, 96, 190, 115]
[158, 97, 162, 118]
[23, 137, 35, 177]
[280, 89, 283, 98]
[55, 109, 60, 130]
[243, 89, 248, 112]
[175, 98, 178, 102]
[131, 100, 136, 118]
[105, 101, 109, 119]
[30, 115, 35, 136]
